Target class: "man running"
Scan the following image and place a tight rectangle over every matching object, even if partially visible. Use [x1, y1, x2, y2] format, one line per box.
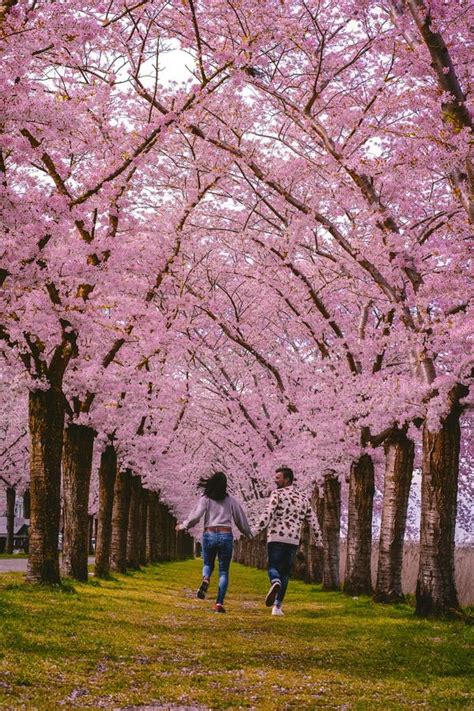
[255, 466, 322, 616]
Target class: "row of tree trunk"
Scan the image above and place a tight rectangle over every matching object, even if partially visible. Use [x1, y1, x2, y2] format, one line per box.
[235, 415, 464, 618]
[25, 383, 465, 617]
[94, 460, 193, 579]
[25, 395, 193, 585]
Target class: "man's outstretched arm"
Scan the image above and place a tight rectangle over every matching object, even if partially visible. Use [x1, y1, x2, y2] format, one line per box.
[305, 501, 322, 544]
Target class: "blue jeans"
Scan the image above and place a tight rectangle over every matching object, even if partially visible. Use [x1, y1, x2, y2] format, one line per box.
[202, 531, 233, 605]
[267, 542, 298, 606]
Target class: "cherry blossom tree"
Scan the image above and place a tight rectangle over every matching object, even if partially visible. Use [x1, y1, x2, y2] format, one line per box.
[0, 0, 471, 619]
[1, 0, 249, 582]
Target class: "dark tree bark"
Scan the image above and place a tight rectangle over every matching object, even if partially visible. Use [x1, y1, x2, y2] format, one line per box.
[321, 473, 341, 591]
[175, 526, 194, 560]
[26, 388, 65, 584]
[256, 531, 267, 569]
[110, 469, 132, 573]
[61, 424, 95, 581]
[95, 445, 117, 579]
[23, 488, 31, 518]
[6, 486, 15, 554]
[126, 475, 142, 570]
[232, 538, 242, 563]
[146, 491, 159, 564]
[139, 487, 148, 566]
[157, 501, 170, 561]
[416, 386, 467, 618]
[184, 531, 195, 558]
[156, 501, 165, 561]
[344, 453, 375, 596]
[309, 482, 324, 583]
[166, 507, 177, 560]
[375, 429, 414, 603]
[293, 520, 323, 583]
[233, 530, 266, 569]
[176, 528, 185, 559]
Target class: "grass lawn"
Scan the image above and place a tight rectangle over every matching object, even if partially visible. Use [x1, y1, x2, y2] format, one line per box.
[0, 553, 28, 559]
[0, 559, 472, 710]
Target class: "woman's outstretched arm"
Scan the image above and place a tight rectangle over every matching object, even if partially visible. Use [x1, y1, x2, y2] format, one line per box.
[177, 497, 207, 531]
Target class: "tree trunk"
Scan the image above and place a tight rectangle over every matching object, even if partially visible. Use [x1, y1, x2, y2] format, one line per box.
[156, 501, 165, 561]
[322, 473, 341, 591]
[375, 429, 414, 603]
[344, 453, 374, 596]
[416, 387, 466, 618]
[233, 530, 266, 569]
[95, 445, 117, 579]
[126, 475, 142, 569]
[310, 482, 324, 583]
[176, 528, 184, 559]
[61, 424, 95, 582]
[166, 507, 177, 560]
[110, 469, 132, 573]
[185, 531, 195, 558]
[26, 388, 65, 584]
[23, 488, 31, 518]
[139, 488, 148, 566]
[6, 486, 15, 554]
[293, 520, 322, 583]
[232, 538, 241, 563]
[157, 501, 169, 561]
[146, 491, 159, 564]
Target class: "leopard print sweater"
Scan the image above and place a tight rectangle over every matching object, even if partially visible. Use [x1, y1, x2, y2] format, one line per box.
[255, 484, 321, 545]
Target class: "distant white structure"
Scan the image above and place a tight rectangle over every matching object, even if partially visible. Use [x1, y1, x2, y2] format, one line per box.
[0, 484, 29, 551]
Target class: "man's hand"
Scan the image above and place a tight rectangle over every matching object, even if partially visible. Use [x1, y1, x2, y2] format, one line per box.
[175, 523, 184, 532]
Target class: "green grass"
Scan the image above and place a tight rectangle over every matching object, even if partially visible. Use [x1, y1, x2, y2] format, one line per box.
[0, 553, 28, 559]
[0, 560, 472, 710]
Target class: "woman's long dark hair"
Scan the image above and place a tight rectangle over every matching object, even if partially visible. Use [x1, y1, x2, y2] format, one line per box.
[198, 471, 228, 501]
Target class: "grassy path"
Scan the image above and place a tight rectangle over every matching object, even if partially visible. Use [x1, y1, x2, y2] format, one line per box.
[0, 559, 472, 710]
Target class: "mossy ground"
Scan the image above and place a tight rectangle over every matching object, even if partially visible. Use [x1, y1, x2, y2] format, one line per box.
[0, 559, 472, 710]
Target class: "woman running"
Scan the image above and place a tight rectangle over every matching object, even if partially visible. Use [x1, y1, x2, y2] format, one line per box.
[177, 472, 252, 613]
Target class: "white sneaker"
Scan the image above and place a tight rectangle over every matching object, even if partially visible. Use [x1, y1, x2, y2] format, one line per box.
[272, 606, 284, 616]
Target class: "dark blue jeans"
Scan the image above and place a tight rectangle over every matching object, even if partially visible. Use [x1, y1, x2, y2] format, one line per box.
[267, 542, 298, 606]
[202, 531, 233, 605]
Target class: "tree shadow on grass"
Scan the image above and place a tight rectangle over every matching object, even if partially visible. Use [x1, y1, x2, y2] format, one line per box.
[91, 573, 121, 583]
[1, 579, 77, 594]
[208, 636, 471, 685]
